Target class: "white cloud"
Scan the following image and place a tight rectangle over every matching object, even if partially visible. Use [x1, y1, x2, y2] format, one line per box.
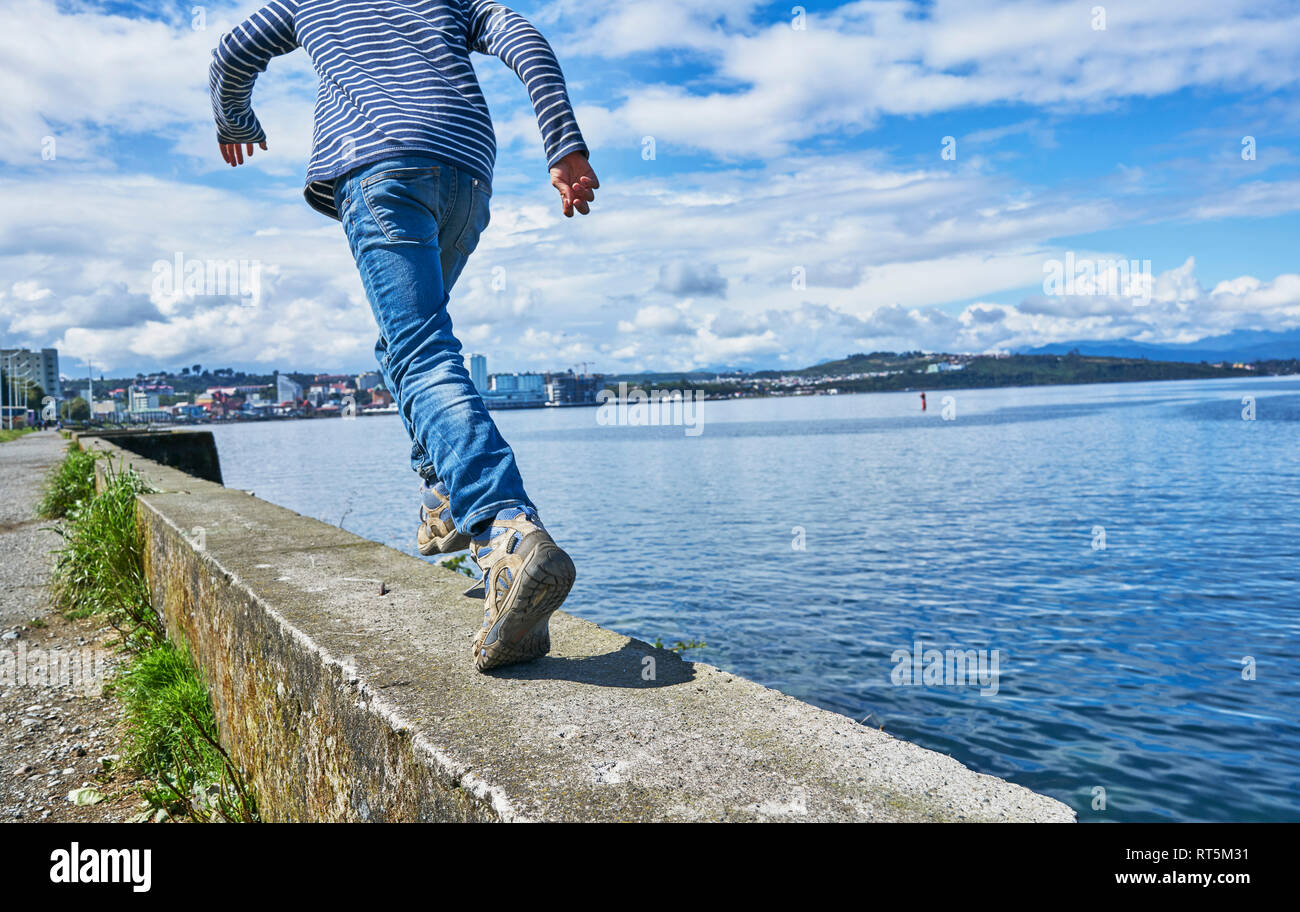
[568, 0, 1300, 159]
[618, 304, 693, 335]
[5, 142, 1300, 375]
[1, 0, 1298, 379]
[0, 1, 322, 168]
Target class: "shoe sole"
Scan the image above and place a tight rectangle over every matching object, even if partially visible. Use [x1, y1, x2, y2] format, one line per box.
[473, 541, 575, 672]
[416, 523, 471, 555]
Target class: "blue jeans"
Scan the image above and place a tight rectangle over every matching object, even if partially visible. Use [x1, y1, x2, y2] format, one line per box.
[333, 154, 532, 534]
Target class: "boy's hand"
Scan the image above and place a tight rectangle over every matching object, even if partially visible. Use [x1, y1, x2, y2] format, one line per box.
[549, 151, 599, 217]
[219, 140, 267, 167]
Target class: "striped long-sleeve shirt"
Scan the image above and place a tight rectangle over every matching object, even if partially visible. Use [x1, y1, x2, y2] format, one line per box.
[209, 0, 588, 219]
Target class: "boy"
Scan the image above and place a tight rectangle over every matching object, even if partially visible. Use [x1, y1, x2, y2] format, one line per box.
[209, 0, 598, 671]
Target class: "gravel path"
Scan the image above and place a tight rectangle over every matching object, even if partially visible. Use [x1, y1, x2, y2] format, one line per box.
[0, 432, 142, 822]
[0, 432, 65, 631]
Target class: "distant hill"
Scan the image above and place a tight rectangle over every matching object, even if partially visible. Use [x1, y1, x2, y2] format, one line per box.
[756, 351, 930, 378]
[1020, 328, 1300, 363]
[784, 352, 1261, 391]
[605, 351, 1281, 398]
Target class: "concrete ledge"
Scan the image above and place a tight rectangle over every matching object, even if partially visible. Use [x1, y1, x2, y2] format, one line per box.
[80, 429, 224, 484]
[80, 435, 1074, 822]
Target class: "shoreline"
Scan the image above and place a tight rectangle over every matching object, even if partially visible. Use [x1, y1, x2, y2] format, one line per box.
[60, 370, 1299, 431]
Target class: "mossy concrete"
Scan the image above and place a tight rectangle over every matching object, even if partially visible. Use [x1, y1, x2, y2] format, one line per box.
[80, 435, 1075, 822]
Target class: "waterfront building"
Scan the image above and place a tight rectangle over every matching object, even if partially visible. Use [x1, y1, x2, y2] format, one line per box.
[276, 374, 303, 404]
[484, 371, 547, 409]
[128, 385, 160, 413]
[469, 353, 487, 393]
[0, 347, 60, 399]
[545, 370, 605, 406]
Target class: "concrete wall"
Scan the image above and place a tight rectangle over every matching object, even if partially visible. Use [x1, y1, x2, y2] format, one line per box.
[82, 429, 223, 484]
[81, 435, 1074, 822]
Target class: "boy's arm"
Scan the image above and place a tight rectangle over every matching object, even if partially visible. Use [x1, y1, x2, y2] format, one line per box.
[209, 1, 299, 164]
[467, 1, 598, 215]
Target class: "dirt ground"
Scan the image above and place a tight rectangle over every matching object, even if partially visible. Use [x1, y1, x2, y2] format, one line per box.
[0, 613, 146, 822]
[0, 431, 150, 823]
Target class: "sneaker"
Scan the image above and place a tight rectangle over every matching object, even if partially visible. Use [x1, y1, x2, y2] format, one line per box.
[468, 507, 575, 671]
[416, 480, 471, 554]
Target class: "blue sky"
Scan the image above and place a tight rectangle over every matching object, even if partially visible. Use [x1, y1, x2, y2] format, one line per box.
[2, 0, 1298, 378]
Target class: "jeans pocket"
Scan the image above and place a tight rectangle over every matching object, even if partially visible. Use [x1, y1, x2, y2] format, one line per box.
[454, 178, 492, 256]
[361, 166, 441, 244]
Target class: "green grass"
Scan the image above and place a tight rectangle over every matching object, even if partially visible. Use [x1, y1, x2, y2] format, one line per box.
[37, 443, 101, 519]
[438, 553, 477, 578]
[48, 459, 160, 646]
[113, 641, 258, 823]
[0, 426, 36, 443]
[651, 637, 707, 654]
[42, 445, 259, 821]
